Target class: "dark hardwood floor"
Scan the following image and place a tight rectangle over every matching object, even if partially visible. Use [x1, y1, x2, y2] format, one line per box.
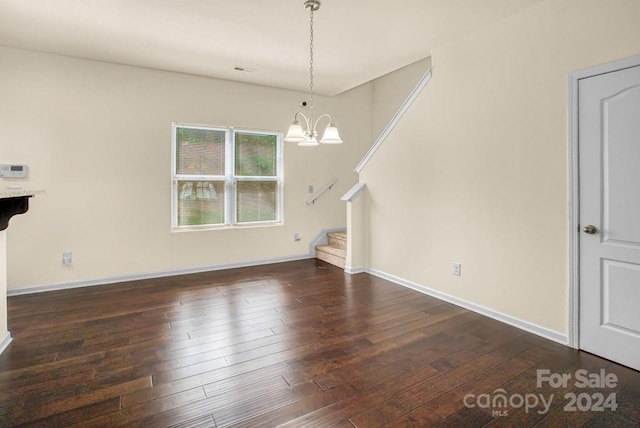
[1, 259, 639, 427]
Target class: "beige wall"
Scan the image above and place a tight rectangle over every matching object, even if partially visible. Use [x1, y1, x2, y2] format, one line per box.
[360, 0, 640, 335]
[0, 46, 372, 291]
[371, 58, 431, 139]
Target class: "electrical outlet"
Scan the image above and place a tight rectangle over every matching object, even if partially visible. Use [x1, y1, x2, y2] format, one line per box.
[294, 233, 301, 242]
[452, 263, 461, 276]
[308, 185, 314, 193]
[63, 252, 73, 266]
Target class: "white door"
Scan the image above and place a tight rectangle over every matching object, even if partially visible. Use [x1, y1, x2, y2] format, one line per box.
[579, 64, 640, 371]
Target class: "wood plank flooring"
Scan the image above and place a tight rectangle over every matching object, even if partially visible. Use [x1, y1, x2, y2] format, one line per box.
[1, 259, 639, 427]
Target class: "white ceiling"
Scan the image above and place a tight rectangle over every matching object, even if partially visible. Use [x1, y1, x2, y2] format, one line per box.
[0, 0, 544, 96]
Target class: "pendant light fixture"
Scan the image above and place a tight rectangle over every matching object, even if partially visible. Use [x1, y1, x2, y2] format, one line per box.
[284, 0, 343, 146]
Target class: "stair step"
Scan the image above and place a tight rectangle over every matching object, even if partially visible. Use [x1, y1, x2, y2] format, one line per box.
[327, 232, 347, 250]
[315, 244, 346, 257]
[315, 244, 346, 269]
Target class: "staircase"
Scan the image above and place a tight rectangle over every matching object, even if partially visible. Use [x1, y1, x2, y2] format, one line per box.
[315, 231, 347, 269]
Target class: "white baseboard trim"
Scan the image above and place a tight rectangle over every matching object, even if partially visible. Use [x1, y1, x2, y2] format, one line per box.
[366, 267, 568, 346]
[8, 254, 313, 296]
[345, 266, 366, 274]
[0, 331, 12, 355]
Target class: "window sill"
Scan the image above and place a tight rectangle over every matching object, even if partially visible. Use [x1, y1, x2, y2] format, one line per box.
[171, 221, 284, 233]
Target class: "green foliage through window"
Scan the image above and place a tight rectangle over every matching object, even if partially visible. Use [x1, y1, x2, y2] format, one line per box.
[173, 125, 282, 228]
[235, 132, 277, 177]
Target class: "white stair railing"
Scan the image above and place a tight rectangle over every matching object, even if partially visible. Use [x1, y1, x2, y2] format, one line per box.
[341, 182, 366, 202]
[355, 68, 432, 173]
[306, 179, 337, 205]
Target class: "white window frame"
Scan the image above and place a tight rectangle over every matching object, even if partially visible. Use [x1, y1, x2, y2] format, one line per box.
[171, 123, 284, 230]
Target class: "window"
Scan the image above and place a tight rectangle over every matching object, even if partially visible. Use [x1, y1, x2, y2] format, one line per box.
[172, 123, 283, 229]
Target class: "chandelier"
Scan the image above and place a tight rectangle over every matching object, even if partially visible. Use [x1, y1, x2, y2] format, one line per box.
[284, 0, 343, 146]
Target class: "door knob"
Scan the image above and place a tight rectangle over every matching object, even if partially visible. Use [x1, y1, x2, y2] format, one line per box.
[583, 225, 597, 234]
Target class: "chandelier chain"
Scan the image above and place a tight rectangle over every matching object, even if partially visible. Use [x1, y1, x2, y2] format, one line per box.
[284, 1, 342, 145]
[309, 8, 314, 115]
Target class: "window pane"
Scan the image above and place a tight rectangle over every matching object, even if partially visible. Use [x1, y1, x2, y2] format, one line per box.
[237, 181, 277, 223]
[235, 132, 277, 176]
[176, 128, 225, 175]
[177, 180, 225, 226]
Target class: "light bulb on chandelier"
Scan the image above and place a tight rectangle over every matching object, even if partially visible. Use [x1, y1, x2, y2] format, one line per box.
[284, 0, 343, 146]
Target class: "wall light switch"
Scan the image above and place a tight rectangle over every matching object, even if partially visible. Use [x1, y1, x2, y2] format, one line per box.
[308, 185, 314, 193]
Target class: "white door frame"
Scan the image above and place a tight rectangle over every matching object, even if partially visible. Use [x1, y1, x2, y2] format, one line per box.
[567, 54, 640, 349]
